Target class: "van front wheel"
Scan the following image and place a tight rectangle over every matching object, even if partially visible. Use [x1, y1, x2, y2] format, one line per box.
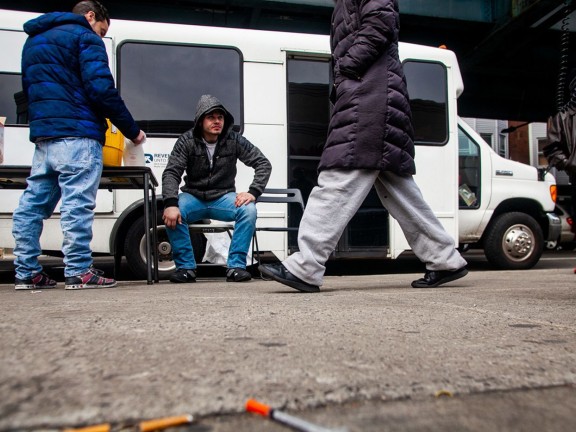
[483, 212, 544, 270]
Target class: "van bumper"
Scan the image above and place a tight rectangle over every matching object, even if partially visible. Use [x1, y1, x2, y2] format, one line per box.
[545, 212, 562, 241]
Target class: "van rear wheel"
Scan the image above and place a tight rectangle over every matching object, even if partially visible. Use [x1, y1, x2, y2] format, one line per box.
[124, 215, 206, 280]
[483, 212, 543, 270]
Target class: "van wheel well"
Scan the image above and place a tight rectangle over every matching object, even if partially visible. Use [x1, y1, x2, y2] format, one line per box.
[490, 199, 550, 239]
[113, 201, 165, 268]
[116, 205, 207, 280]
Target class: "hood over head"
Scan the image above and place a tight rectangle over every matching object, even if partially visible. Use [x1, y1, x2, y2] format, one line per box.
[24, 12, 92, 36]
[193, 94, 235, 139]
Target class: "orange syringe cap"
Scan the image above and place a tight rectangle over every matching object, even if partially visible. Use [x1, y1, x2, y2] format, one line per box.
[246, 399, 271, 417]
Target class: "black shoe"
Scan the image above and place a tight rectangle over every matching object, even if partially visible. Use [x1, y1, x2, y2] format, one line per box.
[170, 268, 196, 283]
[411, 267, 468, 288]
[259, 263, 319, 293]
[226, 268, 252, 282]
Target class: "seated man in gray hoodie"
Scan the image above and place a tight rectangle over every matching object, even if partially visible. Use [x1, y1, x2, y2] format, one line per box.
[162, 95, 272, 283]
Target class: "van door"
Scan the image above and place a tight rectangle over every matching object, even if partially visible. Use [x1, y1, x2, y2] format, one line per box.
[286, 56, 328, 251]
[0, 30, 33, 214]
[286, 57, 459, 259]
[286, 56, 392, 257]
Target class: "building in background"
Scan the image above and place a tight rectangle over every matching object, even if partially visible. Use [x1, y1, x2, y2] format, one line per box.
[504, 120, 569, 186]
[464, 118, 570, 193]
[462, 118, 509, 159]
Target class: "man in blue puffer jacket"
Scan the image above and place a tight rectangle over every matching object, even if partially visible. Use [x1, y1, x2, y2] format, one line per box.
[13, 1, 146, 291]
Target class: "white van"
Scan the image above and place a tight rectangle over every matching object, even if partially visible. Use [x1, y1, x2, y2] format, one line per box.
[0, 9, 560, 279]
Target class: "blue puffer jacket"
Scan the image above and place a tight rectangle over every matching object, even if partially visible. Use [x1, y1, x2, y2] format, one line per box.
[22, 12, 140, 144]
[320, 0, 415, 176]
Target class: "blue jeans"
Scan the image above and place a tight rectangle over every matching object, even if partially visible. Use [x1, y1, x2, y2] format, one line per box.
[166, 192, 257, 270]
[12, 138, 103, 279]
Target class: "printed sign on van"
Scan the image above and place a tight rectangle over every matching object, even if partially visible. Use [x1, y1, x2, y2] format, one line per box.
[151, 153, 171, 168]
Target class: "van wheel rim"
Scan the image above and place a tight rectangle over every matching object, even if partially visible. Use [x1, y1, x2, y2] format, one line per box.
[139, 232, 176, 272]
[502, 224, 534, 262]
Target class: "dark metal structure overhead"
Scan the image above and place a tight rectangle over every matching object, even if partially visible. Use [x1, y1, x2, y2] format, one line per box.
[1, 0, 574, 122]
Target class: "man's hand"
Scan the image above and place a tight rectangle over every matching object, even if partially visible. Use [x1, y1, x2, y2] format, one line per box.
[235, 192, 255, 207]
[163, 207, 182, 229]
[132, 130, 147, 145]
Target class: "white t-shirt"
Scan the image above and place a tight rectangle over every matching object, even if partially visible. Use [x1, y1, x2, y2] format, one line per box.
[203, 139, 217, 168]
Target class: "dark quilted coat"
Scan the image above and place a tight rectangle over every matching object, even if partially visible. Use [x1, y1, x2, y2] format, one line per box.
[22, 12, 140, 144]
[319, 0, 416, 176]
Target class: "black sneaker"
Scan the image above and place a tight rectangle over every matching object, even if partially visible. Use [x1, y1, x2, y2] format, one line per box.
[258, 263, 320, 292]
[226, 268, 252, 282]
[65, 268, 117, 290]
[170, 268, 197, 283]
[15, 272, 57, 290]
[411, 267, 468, 288]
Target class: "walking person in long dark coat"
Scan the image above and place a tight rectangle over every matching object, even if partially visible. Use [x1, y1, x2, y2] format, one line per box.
[260, 0, 468, 292]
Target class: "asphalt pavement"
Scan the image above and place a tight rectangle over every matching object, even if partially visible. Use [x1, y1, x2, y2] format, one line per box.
[0, 250, 575, 432]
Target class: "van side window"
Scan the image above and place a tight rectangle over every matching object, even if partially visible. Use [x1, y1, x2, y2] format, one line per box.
[118, 42, 242, 136]
[458, 126, 481, 209]
[0, 73, 26, 125]
[403, 60, 448, 145]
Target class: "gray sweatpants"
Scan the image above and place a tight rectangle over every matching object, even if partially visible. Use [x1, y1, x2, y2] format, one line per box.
[282, 169, 467, 286]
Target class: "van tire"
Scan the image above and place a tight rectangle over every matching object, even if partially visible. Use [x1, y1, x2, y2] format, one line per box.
[483, 212, 544, 270]
[124, 214, 206, 280]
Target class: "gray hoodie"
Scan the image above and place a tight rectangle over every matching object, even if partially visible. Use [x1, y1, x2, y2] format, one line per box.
[162, 95, 272, 207]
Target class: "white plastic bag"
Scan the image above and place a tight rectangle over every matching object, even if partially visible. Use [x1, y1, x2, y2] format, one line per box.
[123, 137, 146, 166]
[203, 230, 253, 266]
[203, 231, 230, 265]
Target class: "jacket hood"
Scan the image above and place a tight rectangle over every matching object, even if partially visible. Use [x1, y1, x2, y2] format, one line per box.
[193, 94, 235, 139]
[24, 12, 92, 36]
